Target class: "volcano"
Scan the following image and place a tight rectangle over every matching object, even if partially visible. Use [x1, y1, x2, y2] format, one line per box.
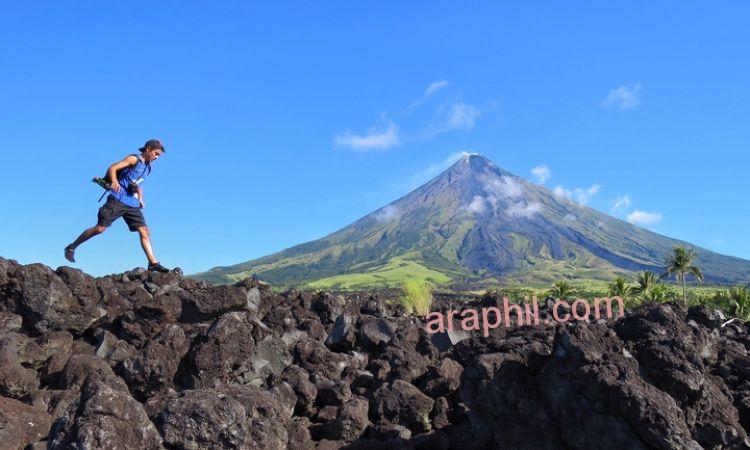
[194, 154, 750, 288]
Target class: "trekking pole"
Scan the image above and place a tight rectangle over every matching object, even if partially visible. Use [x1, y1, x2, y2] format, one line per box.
[92, 177, 110, 202]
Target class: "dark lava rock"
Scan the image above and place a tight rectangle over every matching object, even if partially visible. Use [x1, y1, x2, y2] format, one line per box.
[0, 311, 23, 334]
[59, 353, 128, 393]
[370, 380, 435, 434]
[358, 316, 397, 351]
[0, 396, 52, 450]
[0, 335, 39, 401]
[49, 377, 163, 450]
[1, 257, 750, 449]
[311, 292, 347, 325]
[118, 323, 189, 399]
[2, 262, 105, 334]
[178, 284, 249, 322]
[325, 313, 357, 352]
[275, 365, 318, 415]
[155, 384, 290, 450]
[184, 311, 290, 388]
[287, 417, 314, 450]
[416, 357, 463, 397]
[330, 397, 370, 441]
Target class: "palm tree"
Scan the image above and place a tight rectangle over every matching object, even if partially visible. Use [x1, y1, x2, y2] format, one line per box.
[550, 280, 575, 300]
[633, 270, 658, 294]
[661, 245, 704, 303]
[608, 276, 633, 302]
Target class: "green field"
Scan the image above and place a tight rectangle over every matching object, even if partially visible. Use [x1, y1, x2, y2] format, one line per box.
[303, 256, 453, 290]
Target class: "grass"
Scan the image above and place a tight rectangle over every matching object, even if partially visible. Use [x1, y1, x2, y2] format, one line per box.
[399, 280, 434, 316]
[303, 256, 452, 290]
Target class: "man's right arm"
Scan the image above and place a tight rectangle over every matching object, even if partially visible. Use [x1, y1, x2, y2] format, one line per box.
[107, 155, 138, 192]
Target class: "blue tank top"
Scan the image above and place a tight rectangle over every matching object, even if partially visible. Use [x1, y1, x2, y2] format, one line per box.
[108, 153, 151, 208]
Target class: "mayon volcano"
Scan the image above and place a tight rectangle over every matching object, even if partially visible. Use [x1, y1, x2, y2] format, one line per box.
[195, 154, 750, 288]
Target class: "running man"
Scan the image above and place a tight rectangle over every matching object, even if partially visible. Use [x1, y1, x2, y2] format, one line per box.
[65, 139, 170, 272]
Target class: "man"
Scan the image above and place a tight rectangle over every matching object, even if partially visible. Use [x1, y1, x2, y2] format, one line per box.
[64, 139, 171, 272]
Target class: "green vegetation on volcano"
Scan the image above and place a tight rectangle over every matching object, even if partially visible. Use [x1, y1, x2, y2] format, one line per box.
[303, 256, 453, 290]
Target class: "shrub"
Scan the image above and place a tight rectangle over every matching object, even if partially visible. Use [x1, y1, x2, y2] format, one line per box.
[400, 280, 434, 316]
[712, 286, 750, 321]
[639, 284, 678, 303]
[549, 280, 577, 300]
[486, 286, 535, 302]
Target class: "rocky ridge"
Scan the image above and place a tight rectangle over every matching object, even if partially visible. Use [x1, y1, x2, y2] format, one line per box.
[1, 256, 749, 449]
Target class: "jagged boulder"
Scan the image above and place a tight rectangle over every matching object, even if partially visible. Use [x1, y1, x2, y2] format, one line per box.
[178, 284, 249, 322]
[325, 313, 357, 352]
[0, 335, 39, 400]
[416, 357, 462, 397]
[293, 338, 350, 378]
[274, 365, 318, 415]
[330, 397, 370, 441]
[111, 289, 182, 347]
[49, 376, 163, 450]
[357, 316, 397, 351]
[154, 385, 290, 450]
[1, 261, 105, 334]
[184, 311, 291, 388]
[370, 380, 435, 434]
[118, 324, 189, 399]
[0, 396, 52, 449]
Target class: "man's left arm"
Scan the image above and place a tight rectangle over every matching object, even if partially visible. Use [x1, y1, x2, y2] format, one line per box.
[137, 186, 145, 208]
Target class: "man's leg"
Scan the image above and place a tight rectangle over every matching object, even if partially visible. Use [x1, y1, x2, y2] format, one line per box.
[66, 198, 118, 263]
[128, 209, 169, 272]
[136, 226, 159, 264]
[65, 225, 107, 262]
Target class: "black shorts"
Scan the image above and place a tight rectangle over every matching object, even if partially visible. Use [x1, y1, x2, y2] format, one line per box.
[97, 196, 147, 232]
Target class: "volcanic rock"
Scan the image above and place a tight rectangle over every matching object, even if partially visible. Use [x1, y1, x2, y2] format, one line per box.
[1, 256, 749, 449]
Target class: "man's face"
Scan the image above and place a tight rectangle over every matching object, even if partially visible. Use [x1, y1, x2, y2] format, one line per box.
[144, 148, 164, 163]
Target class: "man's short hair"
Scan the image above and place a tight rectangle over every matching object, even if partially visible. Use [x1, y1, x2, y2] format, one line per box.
[139, 139, 165, 153]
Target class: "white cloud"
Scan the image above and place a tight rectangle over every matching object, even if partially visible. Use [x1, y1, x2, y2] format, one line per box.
[611, 195, 632, 214]
[531, 164, 551, 184]
[574, 184, 600, 205]
[445, 102, 480, 131]
[373, 204, 402, 223]
[507, 201, 542, 218]
[407, 80, 451, 111]
[478, 174, 543, 219]
[333, 117, 400, 151]
[467, 195, 486, 214]
[553, 184, 600, 205]
[553, 185, 572, 201]
[425, 80, 450, 96]
[409, 151, 471, 187]
[425, 102, 481, 137]
[627, 210, 662, 225]
[564, 214, 576, 222]
[464, 174, 542, 219]
[602, 84, 643, 110]
[483, 175, 524, 203]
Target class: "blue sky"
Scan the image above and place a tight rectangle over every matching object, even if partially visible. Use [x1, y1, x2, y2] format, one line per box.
[1, 1, 749, 276]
